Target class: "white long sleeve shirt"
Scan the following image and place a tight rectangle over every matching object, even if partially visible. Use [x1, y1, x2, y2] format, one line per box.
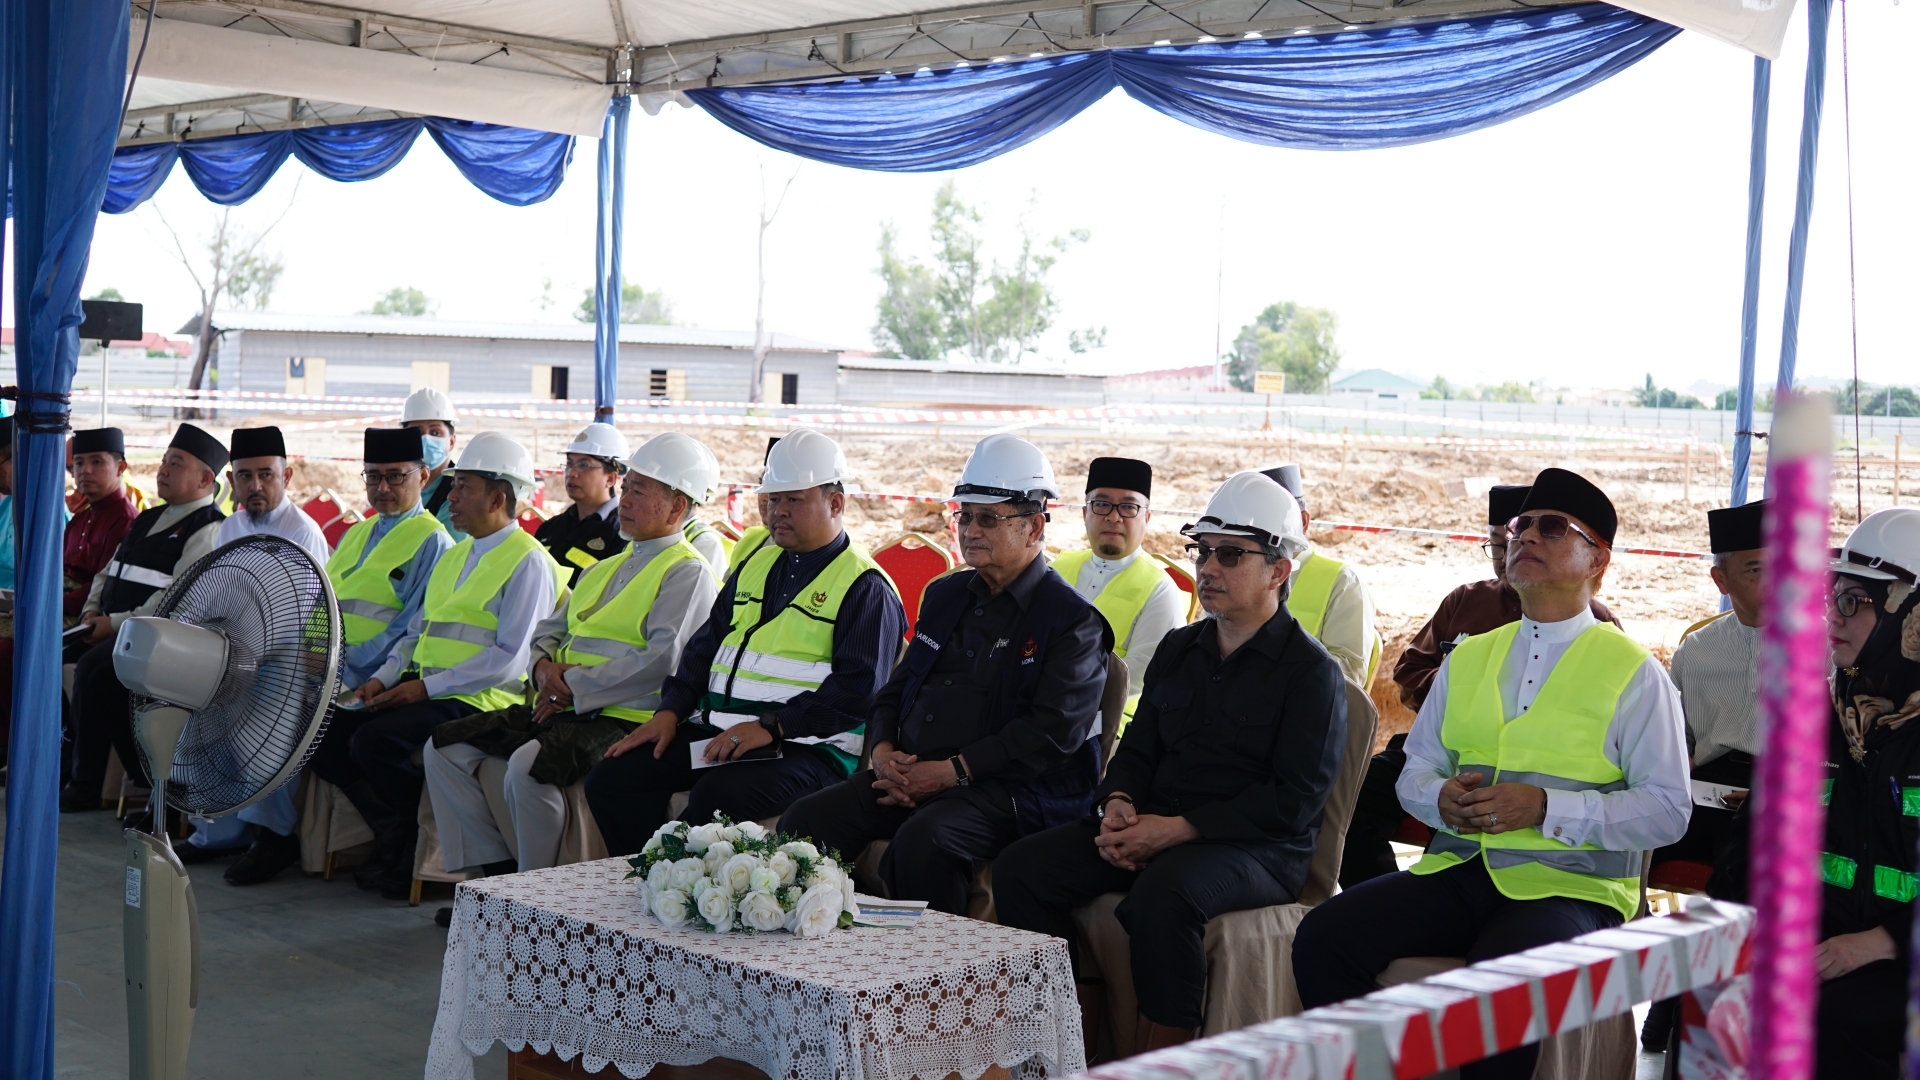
[372, 524, 560, 700]
[1396, 606, 1693, 853]
[214, 495, 332, 565]
[1067, 549, 1188, 699]
[1294, 546, 1379, 689]
[530, 532, 720, 714]
[1669, 612, 1761, 767]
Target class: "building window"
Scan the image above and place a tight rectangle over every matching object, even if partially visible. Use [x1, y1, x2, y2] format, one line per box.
[781, 372, 799, 405]
[650, 369, 668, 397]
[549, 366, 569, 400]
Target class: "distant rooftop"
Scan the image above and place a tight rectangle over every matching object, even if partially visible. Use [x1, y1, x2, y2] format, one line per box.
[1331, 368, 1426, 392]
[191, 311, 845, 354]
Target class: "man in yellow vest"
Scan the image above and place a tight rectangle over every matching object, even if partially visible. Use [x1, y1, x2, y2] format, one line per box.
[1293, 468, 1690, 1080]
[423, 434, 720, 919]
[1053, 457, 1187, 734]
[586, 429, 905, 856]
[724, 437, 780, 577]
[311, 431, 564, 900]
[1262, 464, 1379, 687]
[670, 434, 730, 579]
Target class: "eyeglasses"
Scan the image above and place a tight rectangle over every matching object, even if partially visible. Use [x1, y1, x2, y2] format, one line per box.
[1480, 541, 1509, 560]
[362, 466, 423, 489]
[1186, 542, 1270, 568]
[1831, 592, 1870, 618]
[564, 459, 612, 473]
[1086, 499, 1145, 519]
[950, 509, 1040, 530]
[1507, 514, 1603, 548]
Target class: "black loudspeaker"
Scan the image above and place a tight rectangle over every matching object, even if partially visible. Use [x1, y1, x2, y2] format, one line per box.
[80, 299, 143, 343]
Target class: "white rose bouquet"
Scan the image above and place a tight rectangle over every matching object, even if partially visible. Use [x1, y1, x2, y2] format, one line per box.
[627, 812, 856, 936]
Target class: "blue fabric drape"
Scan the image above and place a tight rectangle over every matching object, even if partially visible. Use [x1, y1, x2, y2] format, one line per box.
[1771, 0, 1830, 409]
[691, 4, 1679, 172]
[1730, 55, 1770, 511]
[593, 98, 629, 421]
[0, 0, 129, 1075]
[100, 116, 574, 213]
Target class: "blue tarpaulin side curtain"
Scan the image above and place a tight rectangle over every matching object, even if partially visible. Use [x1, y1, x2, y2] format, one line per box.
[593, 97, 629, 421]
[1729, 56, 1770, 511]
[0, 0, 129, 1075]
[101, 115, 575, 213]
[1771, 0, 1831, 417]
[690, 3, 1679, 172]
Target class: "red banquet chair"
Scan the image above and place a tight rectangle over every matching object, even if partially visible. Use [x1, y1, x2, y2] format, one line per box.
[516, 504, 548, 536]
[1649, 858, 1715, 894]
[871, 533, 955, 641]
[1149, 551, 1201, 624]
[301, 489, 363, 549]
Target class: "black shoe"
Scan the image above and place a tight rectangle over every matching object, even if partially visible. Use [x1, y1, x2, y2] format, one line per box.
[376, 866, 415, 902]
[1640, 997, 1679, 1052]
[58, 786, 102, 813]
[434, 906, 453, 928]
[178, 840, 250, 864]
[225, 829, 302, 886]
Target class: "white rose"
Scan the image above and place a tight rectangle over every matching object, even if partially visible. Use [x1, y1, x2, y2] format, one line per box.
[807, 861, 845, 893]
[749, 865, 781, 894]
[734, 820, 768, 842]
[779, 840, 820, 862]
[739, 890, 788, 932]
[653, 889, 694, 928]
[719, 825, 743, 843]
[697, 883, 736, 930]
[720, 853, 761, 896]
[641, 834, 664, 857]
[667, 857, 707, 891]
[781, 885, 804, 908]
[685, 822, 722, 854]
[767, 851, 799, 887]
[646, 860, 674, 896]
[841, 874, 859, 917]
[653, 821, 683, 840]
[688, 876, 715, 901]
[790, 882, 845, 938]
[703, 840, 737, 876]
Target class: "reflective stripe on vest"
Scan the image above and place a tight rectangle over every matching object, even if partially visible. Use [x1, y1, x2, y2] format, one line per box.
[554, 538, 699, 722]
[565, 548, 600, 570]
[106, 559, 174, 590]
[325, 512, 446, 646]
[1411, 621, 1648, 920]
[414, 528, 565, 712]
[704, 540, 897, 758]
[1286, 549, 1381, 683]
[1822, 853, 1920, 902]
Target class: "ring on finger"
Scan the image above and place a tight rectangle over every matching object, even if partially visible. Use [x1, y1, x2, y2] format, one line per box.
[1488, 813, 1499, 826]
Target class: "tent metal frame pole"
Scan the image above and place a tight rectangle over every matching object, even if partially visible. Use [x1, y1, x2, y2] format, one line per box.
[592, 93, 630, 423]
[1729, 55, 1770, 510]
[1766, 0, 1832, 500]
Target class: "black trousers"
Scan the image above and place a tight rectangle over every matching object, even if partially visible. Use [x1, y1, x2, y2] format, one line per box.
[1338, 741, 1408, 888]
[309, 697, 475, 826]
[994, 819, 1295, 1028]
[779, 772, 1019, 915]
[67, 639, 141, 795]
[1292, 860, 1623, 1080]
[1816, 957, 1905, 1080]
[583, 727, 843, 856]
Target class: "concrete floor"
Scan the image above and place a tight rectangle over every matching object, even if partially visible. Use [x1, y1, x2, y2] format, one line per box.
[1, 797, 507, 1079]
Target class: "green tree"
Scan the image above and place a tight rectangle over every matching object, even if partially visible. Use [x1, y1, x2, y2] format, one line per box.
[365, 286, 433, 317]
[229, 251, 283, 310]
[1227, 302, 1342, 393]
[1481, 381, 1536, 404]
[574, 278, 674, 325]
[1634, 373, 1702, 409]
[873, 223, 947, 360]
[88, 287, 125, 302]
[978, 224, 1087, 362]
[1420, 376, 1455, 401]
[1865, 386, 1920, 417]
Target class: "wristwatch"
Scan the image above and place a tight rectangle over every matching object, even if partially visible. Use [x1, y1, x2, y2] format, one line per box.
[950, 757, 970, 786]
[758, 714, 783, 743]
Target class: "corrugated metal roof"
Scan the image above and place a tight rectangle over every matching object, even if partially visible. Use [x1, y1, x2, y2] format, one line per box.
[1331, 367, 1426, 391]
[837, 355, 1098, 379]
[205, 310, 845, 353]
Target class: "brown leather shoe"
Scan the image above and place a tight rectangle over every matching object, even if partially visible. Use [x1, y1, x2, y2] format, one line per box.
[1132, 1012, 1198, 1054]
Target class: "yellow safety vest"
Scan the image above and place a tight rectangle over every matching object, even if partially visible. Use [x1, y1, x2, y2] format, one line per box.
[682, 518, 731, 581]
[413, 528, 565, 712]
[1411, 621, 1648, 920]
[556, 539, 700, 723]
[703, 538, 896, 773]
[325, 511, 448, 646]
[1287, 550, 1381, 684]
[1053, 548, 1165, 733]
[726, 525, 771, 576]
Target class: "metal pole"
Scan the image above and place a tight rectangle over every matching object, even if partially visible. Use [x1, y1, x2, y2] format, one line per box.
[1766, 0, 1833, 497]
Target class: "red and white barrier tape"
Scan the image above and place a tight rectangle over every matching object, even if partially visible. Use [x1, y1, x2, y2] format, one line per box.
[1078, 901, 1753, 1080]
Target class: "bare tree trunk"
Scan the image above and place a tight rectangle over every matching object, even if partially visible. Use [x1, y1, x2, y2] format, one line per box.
[183, 296, 217, 419]
[748, 166, 798, 407]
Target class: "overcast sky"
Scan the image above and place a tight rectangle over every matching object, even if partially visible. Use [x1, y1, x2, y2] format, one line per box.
[82, 1, 1916, 394]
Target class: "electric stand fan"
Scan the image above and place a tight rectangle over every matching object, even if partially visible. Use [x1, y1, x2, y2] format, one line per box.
[112, 534, 341, 1080]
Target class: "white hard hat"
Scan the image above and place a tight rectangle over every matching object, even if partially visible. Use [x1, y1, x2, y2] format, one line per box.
[1833, 507, 1920, 585]
[953, 433, 1059, 505]
[401, 386, 455, 425]
[628, 432, 719, 505]
[759, 428, 849, 495]
[564, 423, 630, 466]
[454, 431, 536, 500]
[1183, 471, 1308, 559]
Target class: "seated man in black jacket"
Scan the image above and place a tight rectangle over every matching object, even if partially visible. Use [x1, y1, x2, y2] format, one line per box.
[994, 470, 1348, 1051]
[779, 434, 1109, 914]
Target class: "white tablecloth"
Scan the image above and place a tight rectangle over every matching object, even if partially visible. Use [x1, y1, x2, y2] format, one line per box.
[426, 859, 1086, 1080]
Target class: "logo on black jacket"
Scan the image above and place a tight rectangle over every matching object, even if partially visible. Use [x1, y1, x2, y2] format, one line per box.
[811, 590, 828, 607]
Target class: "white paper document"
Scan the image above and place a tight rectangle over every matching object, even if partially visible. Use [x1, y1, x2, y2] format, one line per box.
[852, 894, 928, 929]
[1690, 780, 1746, 809]
[688, 738, 782, 769]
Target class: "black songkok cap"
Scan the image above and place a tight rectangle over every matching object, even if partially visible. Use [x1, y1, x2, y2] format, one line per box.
[169, 422, 229, 472]
[1260, 464, 1304, 504]
[71, 427, 124, 457]
[1518, 468, 1617, 545]
[1086, 456, 1151, 498]
[1488, 485, 1530, 527]
[1708, 500, 1768, 554]
[365, 427, 424, 465]
[229, 425, 286, 461]
[764, 437, 781, 463]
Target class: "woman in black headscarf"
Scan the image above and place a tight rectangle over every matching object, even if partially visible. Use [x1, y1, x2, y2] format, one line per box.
[1814, 508, 1920, 1080]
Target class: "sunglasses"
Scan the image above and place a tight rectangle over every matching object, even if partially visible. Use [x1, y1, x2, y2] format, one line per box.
[1186, 542, 1271, 568]
[950, 509, 1040, 530]
[1830, 592, 1871, 619]
[1507, 514, 1603, 548]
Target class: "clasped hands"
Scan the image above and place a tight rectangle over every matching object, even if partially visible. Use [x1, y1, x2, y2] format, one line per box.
[530, 658, 578, 724]
[870, 742, 960, 807]
[1094, 795, 1197, 871]
[348, 676, 429, 712]
[1438, 771, 1548, 834]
